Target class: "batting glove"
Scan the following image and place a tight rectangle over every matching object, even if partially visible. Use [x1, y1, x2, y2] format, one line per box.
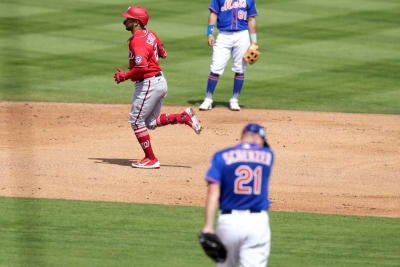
[114, 68, 127, 84]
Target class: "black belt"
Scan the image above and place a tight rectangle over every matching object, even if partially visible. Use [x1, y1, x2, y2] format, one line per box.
[137, 72, 162, 83]
[221, 209, 264, 214]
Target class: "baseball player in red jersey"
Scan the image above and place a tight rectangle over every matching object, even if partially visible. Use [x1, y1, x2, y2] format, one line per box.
[114, 6, 202, 169]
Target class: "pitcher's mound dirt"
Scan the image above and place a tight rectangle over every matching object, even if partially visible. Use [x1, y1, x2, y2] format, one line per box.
[1, 102, 399, 217]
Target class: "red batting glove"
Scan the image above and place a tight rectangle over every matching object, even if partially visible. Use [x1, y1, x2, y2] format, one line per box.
[114, 68, 127, 84]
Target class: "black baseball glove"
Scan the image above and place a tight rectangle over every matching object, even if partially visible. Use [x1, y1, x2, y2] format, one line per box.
[198, 232, 227, 263]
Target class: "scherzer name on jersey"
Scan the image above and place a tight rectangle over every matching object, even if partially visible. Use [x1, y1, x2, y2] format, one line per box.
[222, 149, 272, 166]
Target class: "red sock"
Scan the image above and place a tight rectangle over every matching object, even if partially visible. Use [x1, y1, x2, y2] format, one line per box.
[134, 127, 156, 160]
[156, 111, 190, 127]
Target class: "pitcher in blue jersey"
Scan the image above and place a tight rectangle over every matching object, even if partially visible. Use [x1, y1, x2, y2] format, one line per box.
[202, 123, 274, 267]
[199, 0, 258, 111]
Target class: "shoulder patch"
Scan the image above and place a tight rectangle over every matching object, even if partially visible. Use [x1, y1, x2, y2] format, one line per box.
[135, 55, 143, 64]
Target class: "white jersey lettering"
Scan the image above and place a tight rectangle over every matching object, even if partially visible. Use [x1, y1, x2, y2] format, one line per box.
[222, 149, 272, 166]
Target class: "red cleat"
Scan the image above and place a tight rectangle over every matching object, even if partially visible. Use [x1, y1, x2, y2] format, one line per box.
[131, 158, 160, 169]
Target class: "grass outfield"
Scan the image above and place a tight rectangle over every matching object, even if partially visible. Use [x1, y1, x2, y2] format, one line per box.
[1, 0, 399, 113]
[0, 197, 399, 267]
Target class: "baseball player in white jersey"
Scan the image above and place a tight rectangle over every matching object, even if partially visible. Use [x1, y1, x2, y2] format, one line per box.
[202, 123, 274, 266]
[114, 6, 202, 169]
[199, 0, 258, 111]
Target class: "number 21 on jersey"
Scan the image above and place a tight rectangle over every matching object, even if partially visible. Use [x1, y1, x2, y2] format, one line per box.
[234, 165, 262, 195]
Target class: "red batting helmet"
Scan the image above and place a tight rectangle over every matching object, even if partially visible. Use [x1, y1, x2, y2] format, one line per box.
[122, 6, 149, 26]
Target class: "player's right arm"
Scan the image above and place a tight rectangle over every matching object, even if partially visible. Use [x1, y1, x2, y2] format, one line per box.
[203, 153, 223, 233]
[202, 182, 220, 234]
[207, 12, 218, 47]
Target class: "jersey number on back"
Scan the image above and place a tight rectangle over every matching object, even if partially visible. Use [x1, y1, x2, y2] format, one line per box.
[234, 165, 262, 195]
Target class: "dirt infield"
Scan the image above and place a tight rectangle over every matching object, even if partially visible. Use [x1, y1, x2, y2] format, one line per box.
[1, 101, 399, 217]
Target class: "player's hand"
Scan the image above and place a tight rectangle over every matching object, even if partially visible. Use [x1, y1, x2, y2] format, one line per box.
[208, 35, 214, 47]
[202, 226, 215, 234]
[114, 68, 127, 84]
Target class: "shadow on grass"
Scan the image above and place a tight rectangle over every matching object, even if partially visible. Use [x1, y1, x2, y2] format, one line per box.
[89, 158, 192, 168]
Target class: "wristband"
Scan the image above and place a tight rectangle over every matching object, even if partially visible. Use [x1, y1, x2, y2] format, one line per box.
[207, 25, 215, 36]
[250, 33, 257, 44]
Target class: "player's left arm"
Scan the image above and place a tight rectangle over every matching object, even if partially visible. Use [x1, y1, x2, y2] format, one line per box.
[156, 35, 167, 59]
[247, 0, 258, 44]
[248, 17, 257, 44]
[202, 182, 220, 234]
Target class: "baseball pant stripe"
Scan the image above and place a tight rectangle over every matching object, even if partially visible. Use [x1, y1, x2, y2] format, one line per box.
[133, 80, 151, 129]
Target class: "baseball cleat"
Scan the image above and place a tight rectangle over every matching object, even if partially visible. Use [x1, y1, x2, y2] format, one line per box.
[229, 98, 240, 111]
[132, 157, 160, 169]
[199, 98, 213, 111]
[185, 107, 202, 134]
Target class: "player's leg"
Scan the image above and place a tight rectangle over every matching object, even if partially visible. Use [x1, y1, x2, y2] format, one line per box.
[200, 32, 232, 111]
[145, 75, 167, 129]
[156, 108, 202, 134]
[230, 30, 250, 111]
[239, 212, 271, 267]
[145, 77, 202, 134]
[129, 80, 160, 169]
[199, 72, 219, 110]
[230, 73, 244, 111]
[216, 213, 240, 267]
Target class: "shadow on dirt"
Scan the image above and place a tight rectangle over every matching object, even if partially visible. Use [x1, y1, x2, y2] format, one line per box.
[89, 158, 192, 168]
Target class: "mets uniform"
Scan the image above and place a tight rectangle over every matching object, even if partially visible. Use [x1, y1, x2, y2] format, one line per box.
[114, 6, 202, 169]
[199, 0, 258, 111]
[203, 123, 274, 266]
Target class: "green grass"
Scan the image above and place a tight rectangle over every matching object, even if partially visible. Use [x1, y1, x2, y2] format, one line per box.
[1, 0, 400, 113]
[1, 1, 399, 265]
[0, 196, 399, 267]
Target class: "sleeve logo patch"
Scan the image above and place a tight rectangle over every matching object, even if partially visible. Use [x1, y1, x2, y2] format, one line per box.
[135, 55, 143, 64]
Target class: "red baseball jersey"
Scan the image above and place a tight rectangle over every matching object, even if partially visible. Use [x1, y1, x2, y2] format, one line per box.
[126, 29, 167, 81]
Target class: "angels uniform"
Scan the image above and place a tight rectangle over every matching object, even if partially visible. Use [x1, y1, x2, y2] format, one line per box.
[205, 124, 274, 266]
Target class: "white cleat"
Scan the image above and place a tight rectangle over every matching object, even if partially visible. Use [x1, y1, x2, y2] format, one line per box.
[199, 98, 213, 111]
[229, 98, 241, 111]
[185, 107, 202, 134]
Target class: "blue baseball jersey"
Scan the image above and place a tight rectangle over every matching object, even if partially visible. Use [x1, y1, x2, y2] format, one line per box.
[205, 143, 274, 211]
[209, 0, 258, 31]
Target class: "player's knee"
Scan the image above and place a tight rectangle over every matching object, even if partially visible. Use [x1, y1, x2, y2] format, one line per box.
[232, 66, 247, 74]
[235, 72, 244, 77]
[210, 67, 224, 76]
[130, 122, 138, 131]
[130, 121, 146, 131]
[210, 72, 220, 77]
[146, 121, 156, 130]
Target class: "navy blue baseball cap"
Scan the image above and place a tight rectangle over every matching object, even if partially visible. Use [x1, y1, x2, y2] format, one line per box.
[242, 123, 269, 147]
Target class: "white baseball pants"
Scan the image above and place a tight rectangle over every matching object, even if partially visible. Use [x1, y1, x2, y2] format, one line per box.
[129, 74, 167, 130]
[217, 210, 271, 267]
[210, 30, 250, 75]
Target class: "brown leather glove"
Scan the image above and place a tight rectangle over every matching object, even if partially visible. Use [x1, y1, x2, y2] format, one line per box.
[243, 44, 259, 64]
